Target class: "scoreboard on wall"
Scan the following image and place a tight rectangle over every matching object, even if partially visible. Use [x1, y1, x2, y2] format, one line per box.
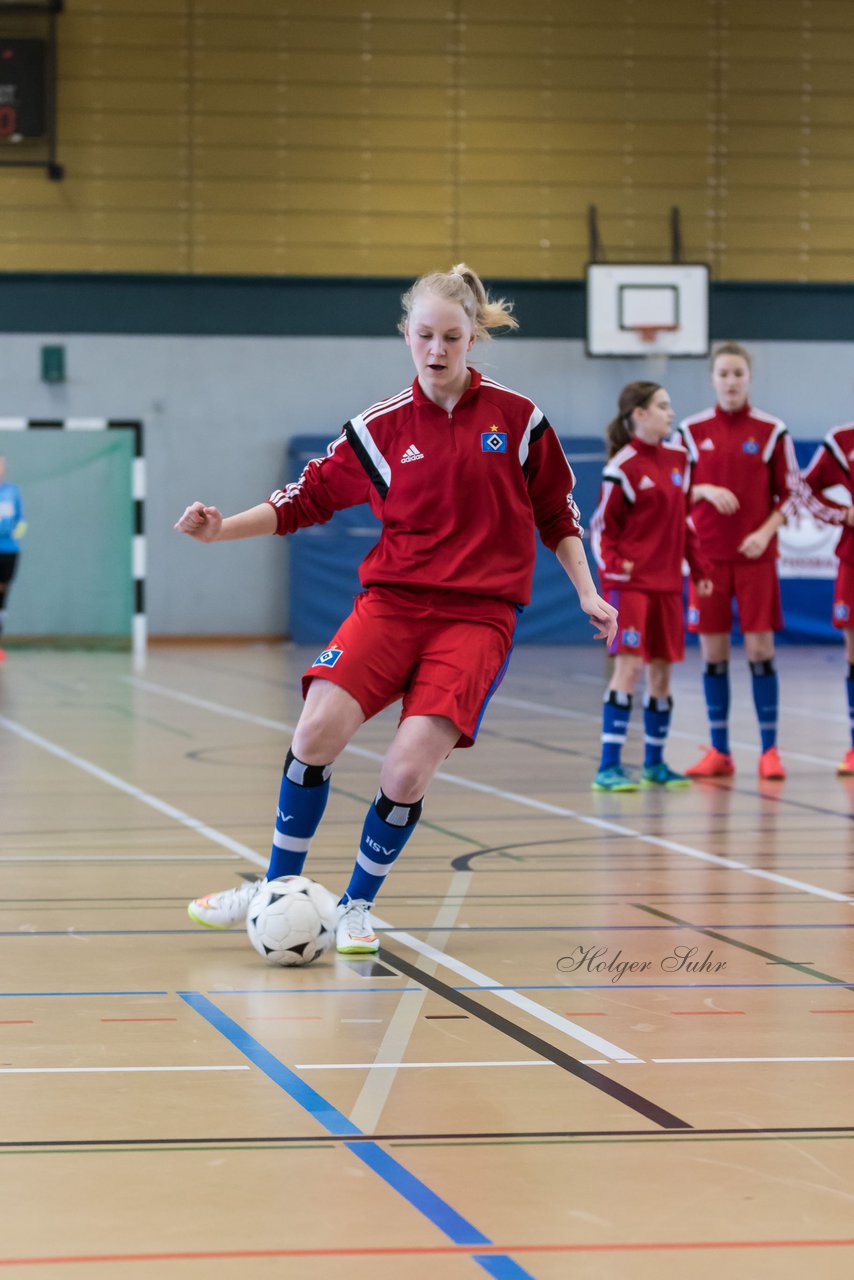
[0, 39, 46, 139]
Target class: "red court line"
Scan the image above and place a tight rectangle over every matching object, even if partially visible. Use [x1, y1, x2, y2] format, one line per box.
[3, 1238, 853, 1266]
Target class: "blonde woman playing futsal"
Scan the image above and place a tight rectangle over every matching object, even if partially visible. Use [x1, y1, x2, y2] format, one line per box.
[176, 263, 617, 954]
[590, 382, 713, 792]
[677, 342, 800, 781]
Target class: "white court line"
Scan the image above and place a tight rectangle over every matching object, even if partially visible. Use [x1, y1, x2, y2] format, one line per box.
[0, 1065, 250, 1074]
[0, 715, 267, 871]
[298, 1060, 552, 1070]
[125, 679, 854, 907]
[371, 917, 642, 1063]
[653, 1056, 854, 1065]
[0, 709, 640, 1064]
[492, 693, 842, 768]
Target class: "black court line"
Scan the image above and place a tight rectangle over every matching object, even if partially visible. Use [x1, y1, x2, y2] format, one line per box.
[634, 904, 854, 989]
[4, 1124, 854, 1149]
[377, 944, 691, 1130]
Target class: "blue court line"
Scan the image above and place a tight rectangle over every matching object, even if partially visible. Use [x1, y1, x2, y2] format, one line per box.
[178, 991, 537, 1280]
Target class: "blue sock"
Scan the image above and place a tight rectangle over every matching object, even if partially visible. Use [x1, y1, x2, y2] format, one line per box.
[266, 750, 331, 880]
[643, 695, 672, 767]
[599, 690, 632, 770]
[749, 659, 778, 752]
[703, 661, 730, 754]
[847, 665, 854, 747]
[342, 790, 423, 905]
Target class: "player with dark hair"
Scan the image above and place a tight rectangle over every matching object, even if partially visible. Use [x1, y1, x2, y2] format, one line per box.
[0, 456, 26, 662]
[801, 421, 854, 774]
[176, 263, 617, 953]
[678, 342, 800, 781]
[590, 382, 713, 791]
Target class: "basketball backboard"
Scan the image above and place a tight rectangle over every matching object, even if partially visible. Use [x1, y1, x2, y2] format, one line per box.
[586, 263, 709, 358]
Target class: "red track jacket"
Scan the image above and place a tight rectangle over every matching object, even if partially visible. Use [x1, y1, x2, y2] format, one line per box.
[267, 370, 582, 606]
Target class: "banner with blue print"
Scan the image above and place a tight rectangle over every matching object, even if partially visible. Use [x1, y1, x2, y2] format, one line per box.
[286, 435, 839, 646]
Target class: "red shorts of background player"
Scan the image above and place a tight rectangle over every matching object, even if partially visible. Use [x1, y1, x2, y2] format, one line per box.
[302, 585, 518, 748]
[687, 559, 783, 634]
[606, 589, 684, 663]
[833, 561, 854, 630]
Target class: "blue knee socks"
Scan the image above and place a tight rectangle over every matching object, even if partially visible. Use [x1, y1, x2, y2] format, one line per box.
[749, 659, 778, 752]
[266, 749, 331, 881]
[599, 690, 632, 770]
[643, 695, 673, 768]
[342, 790, 423, 905]
[703, 661, 730, 754]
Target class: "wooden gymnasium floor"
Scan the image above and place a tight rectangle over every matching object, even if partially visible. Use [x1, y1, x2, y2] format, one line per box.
[1, 641, 853, 1279]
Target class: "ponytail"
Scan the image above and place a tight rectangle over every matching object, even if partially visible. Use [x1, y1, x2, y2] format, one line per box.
[605, 382, 663, 459]
[400, 263, 519, 341]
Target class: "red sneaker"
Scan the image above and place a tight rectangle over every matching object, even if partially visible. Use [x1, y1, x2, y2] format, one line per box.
[685, 747, 735, 778]
[837, 747, 854, 776]
[758, 745, 786, 780]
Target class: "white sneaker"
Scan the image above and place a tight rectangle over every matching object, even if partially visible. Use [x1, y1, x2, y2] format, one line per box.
[187, 878, 265, 929]
[336, 898, 379, 954]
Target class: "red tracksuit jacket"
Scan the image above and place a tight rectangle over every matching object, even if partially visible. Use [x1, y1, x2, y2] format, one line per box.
[267, 369, 582, 606]
[590, 436, 712, 594]
[801, 423, 854, 567]
[678, 404, 800, 563]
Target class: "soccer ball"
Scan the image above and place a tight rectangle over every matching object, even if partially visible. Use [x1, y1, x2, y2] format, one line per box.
[246, 876, 337, 967]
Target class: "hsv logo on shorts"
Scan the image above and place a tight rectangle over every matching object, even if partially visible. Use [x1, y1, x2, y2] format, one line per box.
[671, 468, 684, 486]
[742, 437, 760, 455]
[834, 602, 850, 622]
[312, 647, 344, 667]
[688, 606, 700, 625]
[621, 627, 641, 648]
[481, 431, 507, 453]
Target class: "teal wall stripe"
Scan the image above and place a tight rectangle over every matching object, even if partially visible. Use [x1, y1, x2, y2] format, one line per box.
[1, 272, 853, 340]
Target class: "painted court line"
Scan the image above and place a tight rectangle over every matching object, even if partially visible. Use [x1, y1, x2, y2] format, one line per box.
[0, 710, 640, 1065]
[0, 715, 267, 871]
[492, 693, 840, 768]
[2, 1236, 853, 1267]
[126, 680, 854, 906]
[0, 1065, 250, 1074]
[180, 992, 536, 1280]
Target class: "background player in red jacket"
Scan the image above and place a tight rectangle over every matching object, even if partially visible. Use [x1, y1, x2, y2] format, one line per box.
[678, 342, 800, 782]
[590, 382, 713, 792]
[801, 422, 854, 774]
[176, 263, 617, 954]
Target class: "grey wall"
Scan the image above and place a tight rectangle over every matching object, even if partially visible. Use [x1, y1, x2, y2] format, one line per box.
[1, 332, 852, 636]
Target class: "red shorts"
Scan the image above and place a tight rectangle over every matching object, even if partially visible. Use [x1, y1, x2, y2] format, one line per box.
[302, 586, 517, 749]
[833, 561, 854, 629]
[606, 589, 684, 663]
[687, 560, 783, 634]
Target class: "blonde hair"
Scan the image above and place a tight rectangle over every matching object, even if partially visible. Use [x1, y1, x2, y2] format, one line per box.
[399, 263, 519, 342]
[711, 340, 752, 371]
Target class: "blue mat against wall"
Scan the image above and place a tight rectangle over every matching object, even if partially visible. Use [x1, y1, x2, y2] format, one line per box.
[286, 435, 840, 647]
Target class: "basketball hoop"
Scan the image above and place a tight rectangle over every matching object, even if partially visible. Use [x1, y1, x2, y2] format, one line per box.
[629, 324, 679, 344]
